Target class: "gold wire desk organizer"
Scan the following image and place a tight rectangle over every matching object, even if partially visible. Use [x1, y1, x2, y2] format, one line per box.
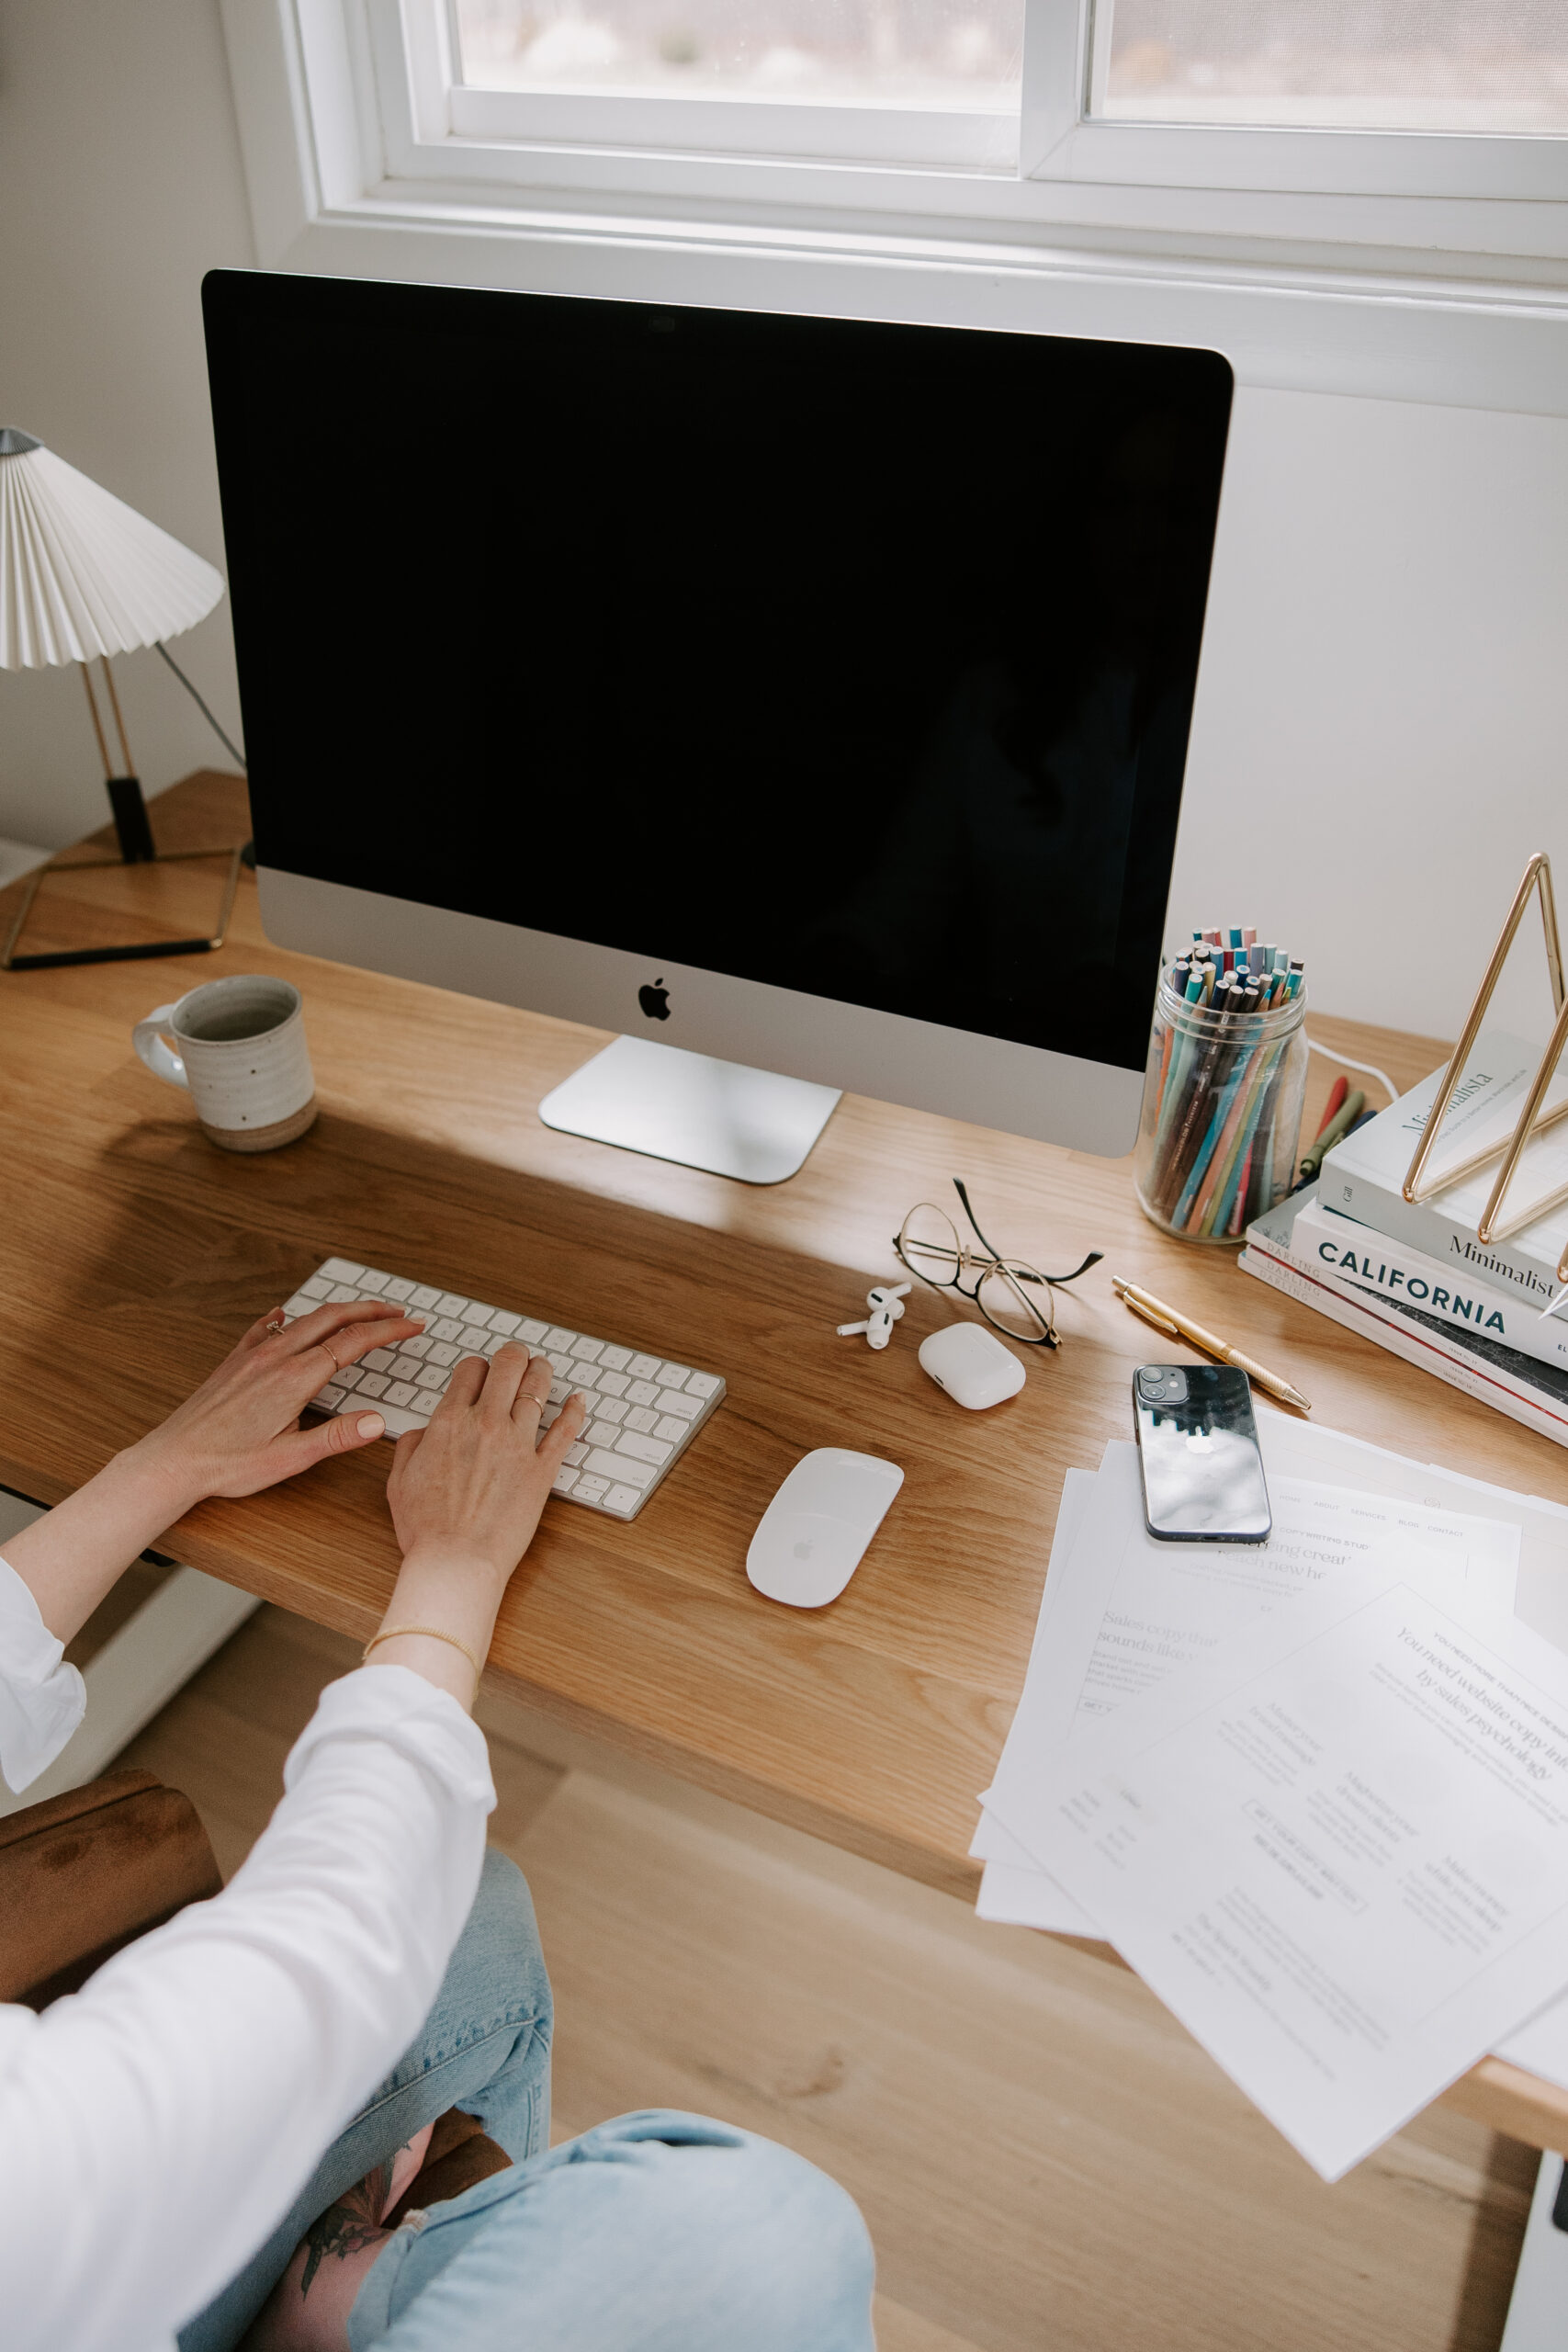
[1404, 852, 1568, 1283]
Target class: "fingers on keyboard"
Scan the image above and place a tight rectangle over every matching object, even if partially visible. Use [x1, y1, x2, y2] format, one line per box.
[297, 1261, 722, 1515]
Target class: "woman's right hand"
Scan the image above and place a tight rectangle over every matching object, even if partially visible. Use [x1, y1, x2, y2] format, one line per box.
[387, 1345, 586, 1581]
[367, 1347, 588, 1707]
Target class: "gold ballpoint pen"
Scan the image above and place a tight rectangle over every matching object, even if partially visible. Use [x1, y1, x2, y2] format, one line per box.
[1111, 1275, 1313, 1415]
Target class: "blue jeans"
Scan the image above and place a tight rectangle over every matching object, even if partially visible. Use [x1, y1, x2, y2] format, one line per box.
[180, 1849, 874, 2352]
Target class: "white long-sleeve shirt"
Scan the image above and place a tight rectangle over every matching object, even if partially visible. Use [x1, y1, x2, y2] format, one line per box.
[0, 1555, 495, 2352]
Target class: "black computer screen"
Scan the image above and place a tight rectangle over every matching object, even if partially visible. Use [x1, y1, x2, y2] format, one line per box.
[204, 270, 1230, 1074]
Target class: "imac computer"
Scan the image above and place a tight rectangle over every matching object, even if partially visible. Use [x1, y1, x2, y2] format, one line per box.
[202, 270, 1231, 1182]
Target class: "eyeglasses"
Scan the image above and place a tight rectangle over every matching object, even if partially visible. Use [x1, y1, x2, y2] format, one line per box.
[892, 1179, 1102, 1349]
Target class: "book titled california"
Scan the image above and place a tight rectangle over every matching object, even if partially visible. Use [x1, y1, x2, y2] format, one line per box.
[1319, 1029, 1568, 1303]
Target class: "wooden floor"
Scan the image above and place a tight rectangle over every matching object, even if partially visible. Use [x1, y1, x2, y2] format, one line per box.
[121, 1604, 1538, 2352]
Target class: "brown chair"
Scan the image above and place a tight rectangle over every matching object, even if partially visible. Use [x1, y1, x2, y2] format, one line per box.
[0, 1770, 513, 2211]
[0, 1767, 222, 2010]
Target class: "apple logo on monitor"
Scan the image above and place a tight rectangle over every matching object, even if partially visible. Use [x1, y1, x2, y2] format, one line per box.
[638, 976, 671, 1021]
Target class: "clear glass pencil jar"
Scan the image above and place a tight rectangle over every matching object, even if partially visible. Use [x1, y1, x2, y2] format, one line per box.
[1134, 975, 1309, 1243]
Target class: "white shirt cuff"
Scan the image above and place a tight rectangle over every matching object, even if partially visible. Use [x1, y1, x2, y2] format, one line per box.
[284, 1663, 496, 1813]
[0, 1555, 86, 1795]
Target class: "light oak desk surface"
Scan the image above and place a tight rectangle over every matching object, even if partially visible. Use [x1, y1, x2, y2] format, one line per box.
[5, 772, 1567, 2153]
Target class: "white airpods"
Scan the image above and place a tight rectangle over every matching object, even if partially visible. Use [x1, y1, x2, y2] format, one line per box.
[837, 1282, 912, 1351]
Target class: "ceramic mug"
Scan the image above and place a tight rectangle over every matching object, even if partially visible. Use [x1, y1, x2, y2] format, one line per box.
[133, 974, 317, 1152]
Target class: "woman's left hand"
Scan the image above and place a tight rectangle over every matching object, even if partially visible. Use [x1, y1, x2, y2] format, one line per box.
[129, 1299, 427, 1513]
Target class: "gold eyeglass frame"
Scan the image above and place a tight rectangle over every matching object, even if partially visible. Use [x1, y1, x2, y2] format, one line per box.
[893, 1178, 1102, 1349]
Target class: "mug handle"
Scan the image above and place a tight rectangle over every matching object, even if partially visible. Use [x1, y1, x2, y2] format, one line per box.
[133, 1005, 189, 1091]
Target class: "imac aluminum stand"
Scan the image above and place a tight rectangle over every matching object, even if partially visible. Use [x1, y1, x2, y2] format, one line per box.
[539, 1035, 840, 1184]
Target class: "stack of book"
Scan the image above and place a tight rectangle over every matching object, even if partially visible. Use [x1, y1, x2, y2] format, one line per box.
[1240, 1029, 1568, 1449]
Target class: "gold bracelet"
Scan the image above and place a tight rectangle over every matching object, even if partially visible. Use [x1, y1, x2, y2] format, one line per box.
[363, 1624, 485, 1680]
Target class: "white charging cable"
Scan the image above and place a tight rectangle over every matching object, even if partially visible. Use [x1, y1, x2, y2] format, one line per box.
[1305, 1034, 1398, 1106]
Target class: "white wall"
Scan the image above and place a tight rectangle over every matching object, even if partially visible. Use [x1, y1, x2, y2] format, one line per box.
[0, 0, 254, 850]
[2, 0, 1565, 1040]
[1171, 387, 1568, 1041]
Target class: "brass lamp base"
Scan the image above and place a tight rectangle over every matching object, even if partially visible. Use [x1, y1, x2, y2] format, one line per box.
[0, 771, 245, 973]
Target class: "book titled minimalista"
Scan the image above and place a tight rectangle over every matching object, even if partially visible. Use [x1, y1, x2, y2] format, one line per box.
[1320, 1030, 1568, 1302]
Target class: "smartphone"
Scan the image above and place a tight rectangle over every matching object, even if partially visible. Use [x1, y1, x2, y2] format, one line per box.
[1133, 1363, 1272, 1544]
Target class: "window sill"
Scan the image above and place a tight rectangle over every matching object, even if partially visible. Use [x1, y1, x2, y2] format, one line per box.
[221, 0, 1568, 419]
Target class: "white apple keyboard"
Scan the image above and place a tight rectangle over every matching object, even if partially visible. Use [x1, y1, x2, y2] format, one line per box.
[282, 1256, 725, 1521]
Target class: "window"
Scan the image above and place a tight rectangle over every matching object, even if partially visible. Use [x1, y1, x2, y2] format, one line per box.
[429, 0, 1027, 167]
[1095, 0, 1568, 133]
[225, 0, 1568, 351]
[454, 0, 1026, 111]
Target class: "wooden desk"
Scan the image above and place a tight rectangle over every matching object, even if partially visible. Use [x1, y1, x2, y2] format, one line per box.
[5, 770, 1566, 2152]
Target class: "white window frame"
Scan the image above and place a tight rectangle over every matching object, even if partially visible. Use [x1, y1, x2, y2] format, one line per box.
[1024, 0, 1568, 202]
[220, 0, 1568, 421]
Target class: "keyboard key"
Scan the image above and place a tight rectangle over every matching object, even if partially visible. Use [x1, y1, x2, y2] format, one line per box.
[616, 1430, 672, 1466]
[571, 1337, 604, 1363]
[545, 1327, 577, 1352]
[310, 1384, 345, 1410]
[604, 1485, 642, 1515]
[657, 1363, 692, 1390]
[428, 1341, 460, 1367]
[415, 1364, 446, 1391]
[596, 1344, 631, 1372]
[378, 1403, 428, 1436]
[401, 1336, 431, 1359]
[432, 1317, 463, 1342]
[491, 1309, 520, 1335]
[302, 1274, 333, 1299]
[391, 1354, 423, 1381]
[658, 1389, 701, 1420]
[518, 1318, 548, 1344]
[548, 1377, 574, 1404]
[321, 1258, 365, 1282]
[628, 1353, 660, 1380]
[626, 1380, 660, 1407]
[385, 1381, 419, 1408]
[357, 1373, 389, 1398]
[594, 1371, 629, 1398]
[462, 1302, 493, 1327]
[358, 1270, 389, 1292]
[328, 1284, 359, 1304]
[553, 1466, 581, 1494]
[283, 1293, 318, 1320]
[625, 1406, 659, 1433]
[364, 1348, 395, 1372]
[685, 1372, 721, 1398]
[654, 1415, 688, 1443]
[481, 1330, 509, 1354]
[576, 1475, 610, 1500]
[547, 1352, 574, 1378]
[592, 1396, 628, 1425]
[436, 1293, 468, 1317]
[384, 1277, 416, 1301]
[564, 1441, 588, 1464]
[410, 1284, 441, 1310]
[586, 1447, 652, 1488]
[587, 1420, 622, 1451]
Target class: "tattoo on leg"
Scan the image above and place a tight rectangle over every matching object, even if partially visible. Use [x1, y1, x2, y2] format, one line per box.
[299, 2172, 389, 2299]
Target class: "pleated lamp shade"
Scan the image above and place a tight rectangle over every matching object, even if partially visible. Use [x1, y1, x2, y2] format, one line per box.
[0, 427, 224, 670]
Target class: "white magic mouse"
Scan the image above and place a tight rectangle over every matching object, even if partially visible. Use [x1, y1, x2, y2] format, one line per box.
[746, 1449, 904, 1609]
[918, 1321, 1027, 1410]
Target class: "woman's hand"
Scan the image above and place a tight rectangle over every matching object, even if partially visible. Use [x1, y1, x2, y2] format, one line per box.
[6, 1299, 430, 1647]
[127, 1299, 428, 1519]
[387, 1345, 586, 1583]
[367, 1348, 589, 1708]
